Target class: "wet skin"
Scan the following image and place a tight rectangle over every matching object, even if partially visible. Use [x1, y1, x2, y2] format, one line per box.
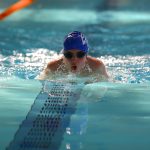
[63, 50, 87, 73]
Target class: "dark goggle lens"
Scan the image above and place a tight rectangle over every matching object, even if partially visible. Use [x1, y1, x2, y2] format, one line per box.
[64, 52, 86, 59]
[64, 52, 73, 59]
[77, 52, 86, 58]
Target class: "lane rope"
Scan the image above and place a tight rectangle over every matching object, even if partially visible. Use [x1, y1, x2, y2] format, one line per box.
[0, 0, 35, 20]
[6, 81, 84, 150]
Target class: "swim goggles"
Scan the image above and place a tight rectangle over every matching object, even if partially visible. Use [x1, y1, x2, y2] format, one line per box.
[63, 51, 86, 59]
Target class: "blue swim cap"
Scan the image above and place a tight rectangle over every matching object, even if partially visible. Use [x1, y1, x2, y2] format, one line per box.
[63, 31, 89, 53]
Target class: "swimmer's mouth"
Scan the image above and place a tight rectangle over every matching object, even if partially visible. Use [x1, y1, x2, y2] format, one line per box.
[71, 65, 77, 71]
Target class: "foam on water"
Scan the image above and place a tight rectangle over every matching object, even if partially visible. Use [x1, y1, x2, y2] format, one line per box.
[0, 48, 149, 83]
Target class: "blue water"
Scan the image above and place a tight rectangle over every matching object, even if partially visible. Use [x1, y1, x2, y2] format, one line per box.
[0, 0, 150, 149]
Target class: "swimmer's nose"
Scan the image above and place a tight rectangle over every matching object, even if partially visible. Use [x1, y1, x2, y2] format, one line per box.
[70, 57, 78, 63]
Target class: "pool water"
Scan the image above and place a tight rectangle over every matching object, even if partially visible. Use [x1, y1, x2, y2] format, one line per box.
[0, 0, 150, 149]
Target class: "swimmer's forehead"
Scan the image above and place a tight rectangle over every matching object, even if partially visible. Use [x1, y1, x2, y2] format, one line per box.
[64, 49, 83, 52]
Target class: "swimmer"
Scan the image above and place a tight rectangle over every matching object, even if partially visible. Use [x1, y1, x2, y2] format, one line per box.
[39, 31, 109, 81]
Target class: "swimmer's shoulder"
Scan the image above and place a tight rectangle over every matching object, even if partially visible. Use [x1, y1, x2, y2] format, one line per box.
[87, 56, 105, 71]
[87, 56, 109, 78]
[47, 57, 63, 72]
[38, 57, 63, 80]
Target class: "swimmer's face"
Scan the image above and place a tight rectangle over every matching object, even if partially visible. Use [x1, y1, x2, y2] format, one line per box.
[63, 49, 87, 73]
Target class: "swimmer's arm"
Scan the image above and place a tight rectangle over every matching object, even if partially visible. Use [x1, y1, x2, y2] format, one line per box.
[97, 61, 109, 80]
[37, 60, 58, 80]
[101, 63, 109, 78]
[37, 56, 62, 80]
[37, 67, 52, 80]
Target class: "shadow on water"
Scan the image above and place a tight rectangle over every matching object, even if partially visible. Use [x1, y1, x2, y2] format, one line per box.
[96, 0, 150, 11]
[0, 0, 102, 10]
[1, 0, 150, 10]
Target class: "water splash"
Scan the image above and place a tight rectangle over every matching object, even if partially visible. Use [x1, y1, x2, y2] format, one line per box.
[102, 55, 150, 83]
[0, 48, 150, 83]
[0, 48, 59, 79]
